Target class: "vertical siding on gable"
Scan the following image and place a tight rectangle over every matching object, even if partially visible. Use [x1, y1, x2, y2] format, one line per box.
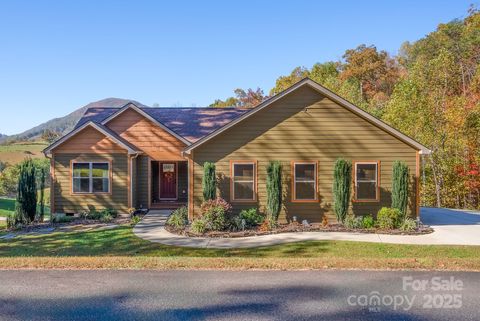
[52, 126, 127, 153]
[53, 153, 129, 213]
[192, 86, 418, 223]
[106, 108, 186, 160]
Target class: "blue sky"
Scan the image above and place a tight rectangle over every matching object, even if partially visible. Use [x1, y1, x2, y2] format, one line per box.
[0, 0, 475, 135]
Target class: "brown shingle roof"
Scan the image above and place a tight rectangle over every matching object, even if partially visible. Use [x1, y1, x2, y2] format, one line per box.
[75, 106, 249, 143]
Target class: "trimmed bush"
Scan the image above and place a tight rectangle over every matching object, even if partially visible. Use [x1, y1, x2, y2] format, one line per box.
[400, 218, 417, 232]
[344, 215, 363, 229]
[239, 208, 264, 228]
[377, 207, 402, 229]
[130, 216, 141, 226]
[167, 206, 189, 229]
[202, 206, 227, 231]
[99, 214, 113, 223]
[200, 197, 232, 215]
[266, 161, 282, 224]
[202, 162, 216, 201]
[392, 161, 409, 219]
[332, 158, 352, 223]
[38, 168, 45, 222]
[362, 215, 375, 229]
[191, 219, 207, 234]
[15, 158, 37, 223]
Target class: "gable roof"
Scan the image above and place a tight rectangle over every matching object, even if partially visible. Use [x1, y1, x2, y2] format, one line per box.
[43, 121, 141, 155]
[184, 78, 432, 154]
[76, 105, 249, 143]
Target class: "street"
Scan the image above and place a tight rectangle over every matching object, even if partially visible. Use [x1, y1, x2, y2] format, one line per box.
[0, 270, 478, 320]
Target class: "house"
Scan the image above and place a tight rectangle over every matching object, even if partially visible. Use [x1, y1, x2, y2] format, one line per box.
[43, 78, 431, 223]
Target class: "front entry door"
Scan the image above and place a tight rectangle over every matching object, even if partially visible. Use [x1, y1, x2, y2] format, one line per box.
[159, 163, 177, 199]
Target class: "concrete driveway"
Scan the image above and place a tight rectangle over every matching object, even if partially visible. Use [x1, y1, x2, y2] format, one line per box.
[134, 208, 480, 248]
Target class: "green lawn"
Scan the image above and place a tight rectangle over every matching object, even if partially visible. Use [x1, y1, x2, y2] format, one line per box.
[0, 225, 479, 270]
[0, 197, 50, 218]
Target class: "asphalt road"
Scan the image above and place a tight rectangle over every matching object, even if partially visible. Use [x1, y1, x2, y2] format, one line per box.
[0, 270, 478, 321]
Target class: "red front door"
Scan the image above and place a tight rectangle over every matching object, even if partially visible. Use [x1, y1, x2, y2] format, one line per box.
[159, 163, 177, 199]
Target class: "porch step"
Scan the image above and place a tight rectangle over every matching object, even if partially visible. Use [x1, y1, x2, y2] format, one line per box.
[150, 202, 186, 210]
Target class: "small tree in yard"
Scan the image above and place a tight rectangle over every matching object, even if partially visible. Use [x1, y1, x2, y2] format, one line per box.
[202, 162, 216, 201]
[266, 161, 282, 225]
[392, 161, 409, 219]
[15, 158, 37, 223]
[333, 158, 352, 223]
[39, 168, 45, 222]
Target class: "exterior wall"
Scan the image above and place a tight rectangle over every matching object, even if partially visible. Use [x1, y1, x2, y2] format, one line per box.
[135, 155, 150, 208]
[105, 108, 186, 160]
[191, 86, 418, 223]
[52, 153, 129, 213]
[52, 126, 126, 153]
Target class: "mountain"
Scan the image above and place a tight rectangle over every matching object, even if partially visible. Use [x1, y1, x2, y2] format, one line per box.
[1, 98, 144, 142]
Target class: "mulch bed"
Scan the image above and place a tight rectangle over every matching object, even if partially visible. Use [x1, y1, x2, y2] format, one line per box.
[166, 223, 434, 238]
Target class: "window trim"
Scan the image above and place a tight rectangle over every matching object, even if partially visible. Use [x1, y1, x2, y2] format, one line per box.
[70, 160, 112, 195]
[230, 160, 257, 202]
[291, 160, 318, 202]
[353, 160, 380, 202]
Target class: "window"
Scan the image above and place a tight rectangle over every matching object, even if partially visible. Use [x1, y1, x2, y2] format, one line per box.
[72, 162, 110, 193]
[293, 162, 317, 201]
[354, 162, 379, 201]
[231, 162, 256, 201]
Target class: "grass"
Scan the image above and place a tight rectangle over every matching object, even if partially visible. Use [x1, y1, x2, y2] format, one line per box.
[0, 225, 479, 270]
[0, 197, 50, 218]
[0, 141, 48, 165]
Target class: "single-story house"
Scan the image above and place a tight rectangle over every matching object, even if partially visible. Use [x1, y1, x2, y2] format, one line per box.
[43, 78, 431, 222]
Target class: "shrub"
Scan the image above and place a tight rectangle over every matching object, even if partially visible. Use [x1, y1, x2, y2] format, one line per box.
[52, 215, 74, 223]
[392, 161, 409, 219]
[191, 219, 207, 234]
[332, 158, 352, 223]
[6, 213, 17, 229]
[130, 216, 141, 226]
[344, 214, 363, 229]
[200, 197, 232, 215]
[266, 161, 282, 224]
[377, 207, 402, 229]
[15, 158, 37, 223]
[202, 206, 227, 231]
[400, 218, 417, 232]
[238, 208, 264, 228]
[202, 162, 216, 201]
[101, 208, 118, 218]
[99, 214, 113, 223]
[38, 168, 45, 222]
[362, 215, 375, 229]
[167, 206, 188, 229]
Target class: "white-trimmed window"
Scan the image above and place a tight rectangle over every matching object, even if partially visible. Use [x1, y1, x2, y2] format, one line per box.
[293, 162, 317, 201]
[354, 161, 379, 201]
[72, 162, 110, 194]
[231, 162, 256, 201]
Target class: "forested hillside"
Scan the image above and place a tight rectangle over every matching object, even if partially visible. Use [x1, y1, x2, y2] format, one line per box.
[211, 8, 480, 209]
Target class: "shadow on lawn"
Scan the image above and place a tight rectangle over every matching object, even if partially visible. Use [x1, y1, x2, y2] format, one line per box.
[0, 226, 334, 257]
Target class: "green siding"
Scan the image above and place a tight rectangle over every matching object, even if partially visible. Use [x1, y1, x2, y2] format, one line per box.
[135, 155, 149, 208]
[192, 86, 418, 223]
[53, 153, 129, 213]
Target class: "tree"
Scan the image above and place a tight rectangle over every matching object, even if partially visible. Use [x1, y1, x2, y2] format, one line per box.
[202, 162, 216, 201]
[39, 168, 45, 222]
[270, 67, 310, 95]
[41, 129, 62, 143]
[392, 161, 409, 218]
[15, 159, 37, 223]
[333, 158, 352, 223]
[209, 88, 266, 108]
[266, 161, 282, 225]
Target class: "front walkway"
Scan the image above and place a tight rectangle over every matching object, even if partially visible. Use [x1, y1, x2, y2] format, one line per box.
[133, 208, 480, 248]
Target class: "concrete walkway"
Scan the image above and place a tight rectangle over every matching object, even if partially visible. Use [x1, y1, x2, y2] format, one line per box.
[133, 208, 480, 248]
